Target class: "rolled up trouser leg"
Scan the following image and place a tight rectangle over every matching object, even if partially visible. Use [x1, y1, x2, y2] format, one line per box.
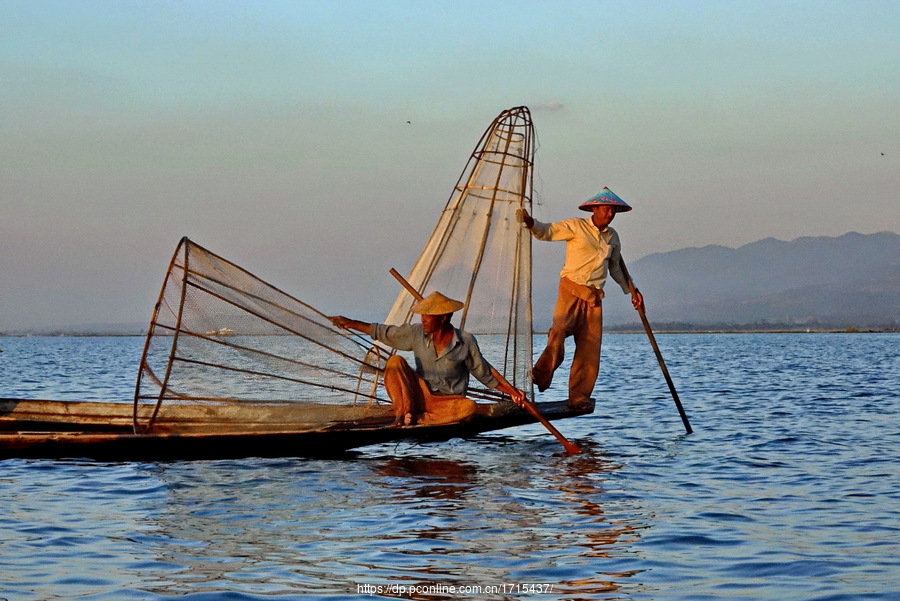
[383, 355, 426, 423]
[534, 278, 603, 403]
[533, 279, 576, 391]
[569, 298, 602, 405]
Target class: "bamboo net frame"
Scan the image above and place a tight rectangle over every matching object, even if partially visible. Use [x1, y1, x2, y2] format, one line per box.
[132, 238, 390, 433]
[384, 106, 535, 399]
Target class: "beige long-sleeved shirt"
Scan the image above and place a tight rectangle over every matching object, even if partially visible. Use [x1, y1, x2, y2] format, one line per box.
[530, 217, 630, 294]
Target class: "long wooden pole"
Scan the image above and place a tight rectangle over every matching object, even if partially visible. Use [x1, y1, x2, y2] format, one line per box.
[618, 260, 693, 435]
[389, 268, 582, 454]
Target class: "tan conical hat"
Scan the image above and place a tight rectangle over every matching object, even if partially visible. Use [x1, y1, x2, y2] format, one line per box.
[411, 291, 465, 315]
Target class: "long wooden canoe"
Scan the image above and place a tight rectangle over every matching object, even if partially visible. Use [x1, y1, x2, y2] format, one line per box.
[0, 398, 593, 460]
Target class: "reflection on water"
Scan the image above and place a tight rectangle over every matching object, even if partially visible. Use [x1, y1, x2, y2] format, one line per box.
[1, 333, 899, 600]
[112, 448, 644, 599]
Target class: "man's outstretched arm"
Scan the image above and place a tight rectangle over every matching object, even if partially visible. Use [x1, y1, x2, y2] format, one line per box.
[329, 316, 373, 336]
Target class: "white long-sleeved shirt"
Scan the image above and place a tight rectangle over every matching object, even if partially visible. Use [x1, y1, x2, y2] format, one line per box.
[530, 217, 630, 293]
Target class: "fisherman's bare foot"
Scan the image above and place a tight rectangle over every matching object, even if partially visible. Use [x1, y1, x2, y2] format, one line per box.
[402, 412, 416, 427]
[568, 397, 593, 411]
[532, 367, 552, 392]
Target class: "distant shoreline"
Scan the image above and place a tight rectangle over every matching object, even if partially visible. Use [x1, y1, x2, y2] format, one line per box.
[0, 332, 146, 338]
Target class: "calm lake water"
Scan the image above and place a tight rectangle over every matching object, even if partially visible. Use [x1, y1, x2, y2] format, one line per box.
[1, 333, 898, 600]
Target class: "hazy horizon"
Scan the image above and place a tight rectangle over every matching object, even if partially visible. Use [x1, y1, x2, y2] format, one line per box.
[3, 1, 898, 331]
[3, 229, 895, 334]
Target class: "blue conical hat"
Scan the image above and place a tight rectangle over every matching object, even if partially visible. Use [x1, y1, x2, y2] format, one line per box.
[578, 187, 632, 212]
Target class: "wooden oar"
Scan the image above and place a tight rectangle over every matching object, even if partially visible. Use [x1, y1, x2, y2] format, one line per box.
[389, 268, 583, 454]
[618, 260, 693, 435]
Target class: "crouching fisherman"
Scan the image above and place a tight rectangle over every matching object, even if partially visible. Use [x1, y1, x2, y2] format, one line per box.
[330, 291, 526, 427]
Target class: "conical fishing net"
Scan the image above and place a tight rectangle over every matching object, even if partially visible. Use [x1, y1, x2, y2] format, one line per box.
[133, 106, 535, 434]
[385, 106, 535, 396]
[133, 237, 392, 432]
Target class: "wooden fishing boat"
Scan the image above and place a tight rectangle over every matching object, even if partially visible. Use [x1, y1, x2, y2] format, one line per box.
[0, 106, 592, 460]
[0, 397, 592, 460]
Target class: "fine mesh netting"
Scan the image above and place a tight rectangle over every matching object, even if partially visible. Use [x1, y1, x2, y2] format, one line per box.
[133, 106, 535, 434]
[133, 238, 391, 432]
[385, 106, 535, 396]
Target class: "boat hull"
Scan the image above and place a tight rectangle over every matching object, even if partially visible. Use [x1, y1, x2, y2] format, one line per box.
[0, 398, 593, 460]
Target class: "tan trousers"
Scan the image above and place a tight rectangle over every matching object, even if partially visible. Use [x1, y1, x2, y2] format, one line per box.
[533, 277, 603, 405]
[383, 355, 477, 426]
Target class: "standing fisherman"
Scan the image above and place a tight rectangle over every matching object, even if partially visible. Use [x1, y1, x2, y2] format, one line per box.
[518, 187, 644, 407]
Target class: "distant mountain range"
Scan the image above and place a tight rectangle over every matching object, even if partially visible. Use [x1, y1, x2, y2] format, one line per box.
[596, 231, 899, 331]
[5, 232, 897, 336]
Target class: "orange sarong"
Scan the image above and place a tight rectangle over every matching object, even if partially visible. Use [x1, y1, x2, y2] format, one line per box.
[383, 355, 477, 426]
[532, 277, 603, 405]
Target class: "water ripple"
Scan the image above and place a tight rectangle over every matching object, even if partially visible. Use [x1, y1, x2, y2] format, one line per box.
[1, 334, 899, 599]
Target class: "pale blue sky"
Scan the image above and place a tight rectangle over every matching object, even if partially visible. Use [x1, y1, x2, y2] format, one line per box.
[2, 0, 898, 330]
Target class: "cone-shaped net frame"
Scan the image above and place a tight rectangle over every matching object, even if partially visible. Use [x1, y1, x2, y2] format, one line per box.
[385, 106, 535, 399]
[133, 238, 390, 432]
